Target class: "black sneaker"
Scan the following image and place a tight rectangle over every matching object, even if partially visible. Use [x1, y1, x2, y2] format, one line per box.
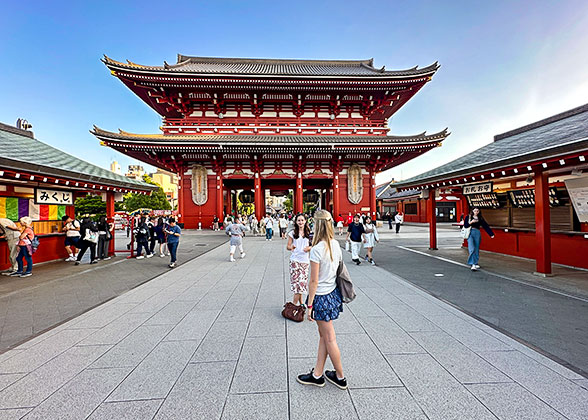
[296, 368, 325, 387]
[354, 259, 361, 265]
[325, 370, 348, 390]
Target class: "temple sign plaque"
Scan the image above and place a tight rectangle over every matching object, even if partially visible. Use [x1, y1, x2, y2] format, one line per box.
[191, 165, 208, 205]
[347, 164, 363, 204]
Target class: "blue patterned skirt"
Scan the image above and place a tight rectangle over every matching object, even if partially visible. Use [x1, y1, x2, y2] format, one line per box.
[309, 287, 343, 321]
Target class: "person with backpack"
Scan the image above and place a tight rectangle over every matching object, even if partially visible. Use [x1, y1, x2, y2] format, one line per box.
[74, 216, 99, 265]
[61, 215, 81, 261]
[11, 216, 35, 277]
[134, 216, 153, 259]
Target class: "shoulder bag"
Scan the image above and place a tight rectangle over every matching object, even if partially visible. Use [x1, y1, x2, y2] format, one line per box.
[460, 226, 471, 239]
[336, 259, 356, 303]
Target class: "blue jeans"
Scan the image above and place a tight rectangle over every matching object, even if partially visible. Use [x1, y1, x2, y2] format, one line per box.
[168, 241, 178, 263]
[467, 228, 481, 265]
[266, 227, 273, 240]
[16, 246, 33, 274]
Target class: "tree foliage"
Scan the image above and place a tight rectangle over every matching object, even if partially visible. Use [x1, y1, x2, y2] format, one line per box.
[75, 194, 105, 217]
[122, 175, 172, 212]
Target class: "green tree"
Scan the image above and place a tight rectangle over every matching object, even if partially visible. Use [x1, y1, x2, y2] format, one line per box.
[75, 194, 106, 218]
[122, 175, 172, 212]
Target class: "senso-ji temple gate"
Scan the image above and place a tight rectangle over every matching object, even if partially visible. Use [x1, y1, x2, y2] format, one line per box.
[92, 55, 449, 228]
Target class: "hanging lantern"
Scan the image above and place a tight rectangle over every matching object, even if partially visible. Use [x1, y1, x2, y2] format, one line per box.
[303, 189, 319, 203]
[238, 190, 254, 204]
[272, 190, 288, 197]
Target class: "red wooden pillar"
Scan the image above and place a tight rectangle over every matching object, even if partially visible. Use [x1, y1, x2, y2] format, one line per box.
[427, 188, 437, 250]
[534, 168, 552, 275]
[369, 169, 376, 220]
[106, 191, 115, 256]
[216, 171, 224, 221]
[178, 167, 185, 225]
[333, 172, 340, 218]
[254, 173, 263, 220]
[325, 187, 331, 213]
[295, 173, 303, 214]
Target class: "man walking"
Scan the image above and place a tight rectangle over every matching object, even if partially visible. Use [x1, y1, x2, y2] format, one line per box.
[164, 217, 181, 268]
[0, 218, 21, 275]
[263, 213, 274, 241]
[346, 214, 366, 265]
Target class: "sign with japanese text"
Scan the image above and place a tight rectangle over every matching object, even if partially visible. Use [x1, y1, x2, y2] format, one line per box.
[462, 182, 493, 195]
[565, 175, 588, 223]
[34, 188, 73, 205]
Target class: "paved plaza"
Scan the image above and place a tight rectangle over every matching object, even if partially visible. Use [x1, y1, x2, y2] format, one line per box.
[0, 234, 587, 419]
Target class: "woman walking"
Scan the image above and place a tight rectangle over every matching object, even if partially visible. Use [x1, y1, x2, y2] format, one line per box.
[464, 207, 494, 271]
[11, 217, 35, 277]
[297, 210, 347, 390]
[287, 214, 312, 307]
[75, 217, 99, 265]
[362, 216, 379, 265]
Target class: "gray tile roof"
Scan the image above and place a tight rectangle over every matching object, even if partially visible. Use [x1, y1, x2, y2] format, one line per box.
[394, 104, 588, 188]
[0, 125, 157, 191]
[377, 187, 419, 200]
[103, 55, 439, 79]
[92, 127, 449, 146]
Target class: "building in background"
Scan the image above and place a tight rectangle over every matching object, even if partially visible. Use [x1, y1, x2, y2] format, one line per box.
[125, 165, 145, 180]
[151, 169, 178, 209]
[110, 160, 121, 175]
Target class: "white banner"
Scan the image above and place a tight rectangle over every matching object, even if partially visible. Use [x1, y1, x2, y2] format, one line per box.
[463, 182, 493, 195]
[565, 175, 588, 223]
[34, 188, 73, 205]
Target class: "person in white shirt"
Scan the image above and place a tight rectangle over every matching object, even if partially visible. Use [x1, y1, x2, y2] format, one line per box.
[286, 214, 312, 307]
[297, 210, 347, 390]
[263, 213, 274, 241]
[394, 211, 404, 234]
[279, 214, 289, 239]
[0, 218, 21, 274]
[362, 216, 379, 265]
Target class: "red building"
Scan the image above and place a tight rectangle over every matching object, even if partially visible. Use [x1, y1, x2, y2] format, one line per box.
[93, 55, 449, 227]
[393, 104, 588, 274]
[0, 122, 156, 270]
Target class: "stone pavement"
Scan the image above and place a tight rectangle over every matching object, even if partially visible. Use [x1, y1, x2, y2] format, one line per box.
[0, 230, 228, 352]
[0, 237, 587, 419]
[364, 224, 588, 377]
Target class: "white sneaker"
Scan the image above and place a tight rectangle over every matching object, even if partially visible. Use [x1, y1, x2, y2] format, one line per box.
[240, 253, 246, 259]
[474, 264, 481, 269]
[146, 254, 154, 259]
[136, 256, 145, 260]
[104, 256, 111, 261]
[65, 256, 74, 262]
[230, 256, 236, 262]
[371, 260, 376, 266]
[168, 262, 175, 268]
[471, 265, 477, 271]
[160, 253, 165, 258]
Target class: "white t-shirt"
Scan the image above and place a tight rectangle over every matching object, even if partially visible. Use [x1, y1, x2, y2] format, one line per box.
[264, 217, 274, 229]
[288, 231, 310, 264]
[309, 239, 342, 296]
[0, 218, 20, 240]
[279, 218, 288, 228]
[65, 220, 81, 237]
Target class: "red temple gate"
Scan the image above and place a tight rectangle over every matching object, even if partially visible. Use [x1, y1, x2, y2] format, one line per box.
[93, 55, 448, 227]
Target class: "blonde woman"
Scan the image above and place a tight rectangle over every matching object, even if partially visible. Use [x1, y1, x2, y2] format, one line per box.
[297, 210, 347, 390]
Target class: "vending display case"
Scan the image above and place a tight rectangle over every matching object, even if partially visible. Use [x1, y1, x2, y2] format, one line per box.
[509, 187, 560, 208]
[466, 193, 500, 209]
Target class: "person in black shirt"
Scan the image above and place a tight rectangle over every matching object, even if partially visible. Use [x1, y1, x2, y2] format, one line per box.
[463, 207, 494, 271]
[75, 217, 98, 265]
[134, 216, 153, 259]
[345, 214, 366, 265]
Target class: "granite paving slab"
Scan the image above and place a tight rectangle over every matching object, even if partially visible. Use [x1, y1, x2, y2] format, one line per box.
[0, 236, 586, 419]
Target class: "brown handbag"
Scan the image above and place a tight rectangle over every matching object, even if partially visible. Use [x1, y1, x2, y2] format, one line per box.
[281, 302, 305, 322]
[336, 259, 356, 303]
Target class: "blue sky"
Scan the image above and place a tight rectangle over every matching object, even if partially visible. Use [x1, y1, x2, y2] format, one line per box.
[1, 0, 587, 184]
